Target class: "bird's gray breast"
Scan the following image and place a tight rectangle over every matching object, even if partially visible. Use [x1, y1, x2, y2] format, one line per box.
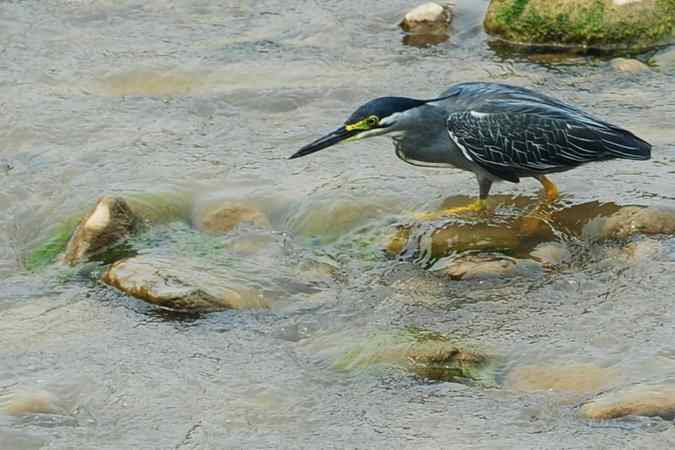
[391, 129, 475, 171]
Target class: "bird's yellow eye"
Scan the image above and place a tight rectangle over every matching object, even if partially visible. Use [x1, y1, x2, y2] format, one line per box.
[366, 115, 379, 127]
[345, 115, 380, 131]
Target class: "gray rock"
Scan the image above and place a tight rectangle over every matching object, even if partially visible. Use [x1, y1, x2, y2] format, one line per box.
[101, 255, 268, 312]
[64, 196, 142, 266]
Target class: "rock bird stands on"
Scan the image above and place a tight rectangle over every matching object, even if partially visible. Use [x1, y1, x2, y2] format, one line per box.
[290, 83, 651, 217]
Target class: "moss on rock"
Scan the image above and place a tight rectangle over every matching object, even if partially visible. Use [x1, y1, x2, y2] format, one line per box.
[24, 217, 81, 271]
[484, 0, 675, 51]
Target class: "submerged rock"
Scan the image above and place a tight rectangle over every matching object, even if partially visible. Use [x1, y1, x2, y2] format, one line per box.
[64, 196, 142, 266]
[484, 0, 675, 52]
[194, 201, 270, 234]
[506, 364, 619, 394]
[583, 206, 675, 240]
[400, 2, 454, 34]
[332, 329, 495, 383]
[580, 383, 675, 420]
[610, 57, 650, 73]
[436, 254, 540, 280]
[530, 241, 573, 268]
[287, 195, 398, 242]
[2, 389, 64, 416]
[101, 255, 268, 312]
[385, 218, 548, 260]
[1, 384, 84, 417]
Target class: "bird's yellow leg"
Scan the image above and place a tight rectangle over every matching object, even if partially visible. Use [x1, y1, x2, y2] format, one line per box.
[539, 175, 559, 202]
[520, 176, 560, 235]
[414, 198, 487, 221]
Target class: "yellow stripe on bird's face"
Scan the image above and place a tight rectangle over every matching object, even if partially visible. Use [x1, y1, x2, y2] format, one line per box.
[345, 115, 379, 132]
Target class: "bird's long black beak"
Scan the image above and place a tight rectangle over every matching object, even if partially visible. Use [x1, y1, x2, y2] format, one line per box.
[289, 126, 357, 159]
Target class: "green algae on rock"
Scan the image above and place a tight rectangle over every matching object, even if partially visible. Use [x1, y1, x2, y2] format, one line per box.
[484, 0, 675, 52]
[24, 216, 82, 271]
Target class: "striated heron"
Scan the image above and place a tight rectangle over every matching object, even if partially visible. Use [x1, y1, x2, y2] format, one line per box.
[290, 82, 651, 217]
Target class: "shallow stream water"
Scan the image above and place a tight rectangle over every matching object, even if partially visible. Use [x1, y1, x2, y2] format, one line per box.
[1, 1, 675, 449]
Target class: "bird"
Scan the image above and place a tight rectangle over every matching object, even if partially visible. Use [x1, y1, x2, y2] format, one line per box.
[289, 82, 651, 218]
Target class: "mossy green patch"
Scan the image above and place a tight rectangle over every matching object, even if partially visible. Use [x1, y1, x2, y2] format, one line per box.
[496, 0, 529, 26]
[485, 0, 675, 52]
[24, 217, 81, 271]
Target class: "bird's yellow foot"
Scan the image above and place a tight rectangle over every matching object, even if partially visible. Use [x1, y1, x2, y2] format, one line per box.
[414, 199, 488, 221]
[539, 176, 559, 203]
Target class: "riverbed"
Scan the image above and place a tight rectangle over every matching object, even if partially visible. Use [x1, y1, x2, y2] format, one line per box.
[2, 1, 675, 449]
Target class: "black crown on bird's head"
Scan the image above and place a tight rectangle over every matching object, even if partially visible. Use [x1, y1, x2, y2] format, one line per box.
[346, 97, 427, 125]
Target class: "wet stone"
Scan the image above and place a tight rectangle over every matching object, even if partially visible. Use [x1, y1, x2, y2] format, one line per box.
[64, 196, 142, 266]
[287, 195, 397, 241]
[580, 383, 675, 420]
[333, 329, 495, 383]
[1, 384, 84, 417]
[400, 2, 454, 35]
[194, 201, 270, 234]
[610, 58, 650, 73]
[101, 255, 268, 312]
[505, 364, 618, 394]
[583, 206, 675, 241]
[432, 254, 541, 280]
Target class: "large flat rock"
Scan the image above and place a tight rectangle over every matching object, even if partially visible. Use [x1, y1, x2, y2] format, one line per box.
[101, 255, 268, 312]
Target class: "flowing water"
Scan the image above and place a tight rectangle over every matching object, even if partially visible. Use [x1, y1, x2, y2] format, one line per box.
[1, 1, 675, 449]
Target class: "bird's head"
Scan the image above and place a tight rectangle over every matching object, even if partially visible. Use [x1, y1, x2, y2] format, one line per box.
[289, 96, 428, 159]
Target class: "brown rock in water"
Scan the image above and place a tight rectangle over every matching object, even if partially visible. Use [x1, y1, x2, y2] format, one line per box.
[580, 384, 675, 420]
[400, 2, 454, 34]
[583, 206, 675, 240]
[610, 57, 650, 73]
[506, 364, 618, 394]
[195, 201, 270, 234]
[2, 390, 63, 416]
[331, 330, 494, 383]
[384, 220, 533, 259]
[101, 255, 268, 312]
[442, 254, 520, 280]
[64, 196, 142, 265]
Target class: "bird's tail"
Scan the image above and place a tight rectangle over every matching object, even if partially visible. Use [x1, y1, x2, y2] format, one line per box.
[600, 126, 652, 160]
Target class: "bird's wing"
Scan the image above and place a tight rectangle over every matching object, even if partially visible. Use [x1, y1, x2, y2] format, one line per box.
[447, 103, 650, 183]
